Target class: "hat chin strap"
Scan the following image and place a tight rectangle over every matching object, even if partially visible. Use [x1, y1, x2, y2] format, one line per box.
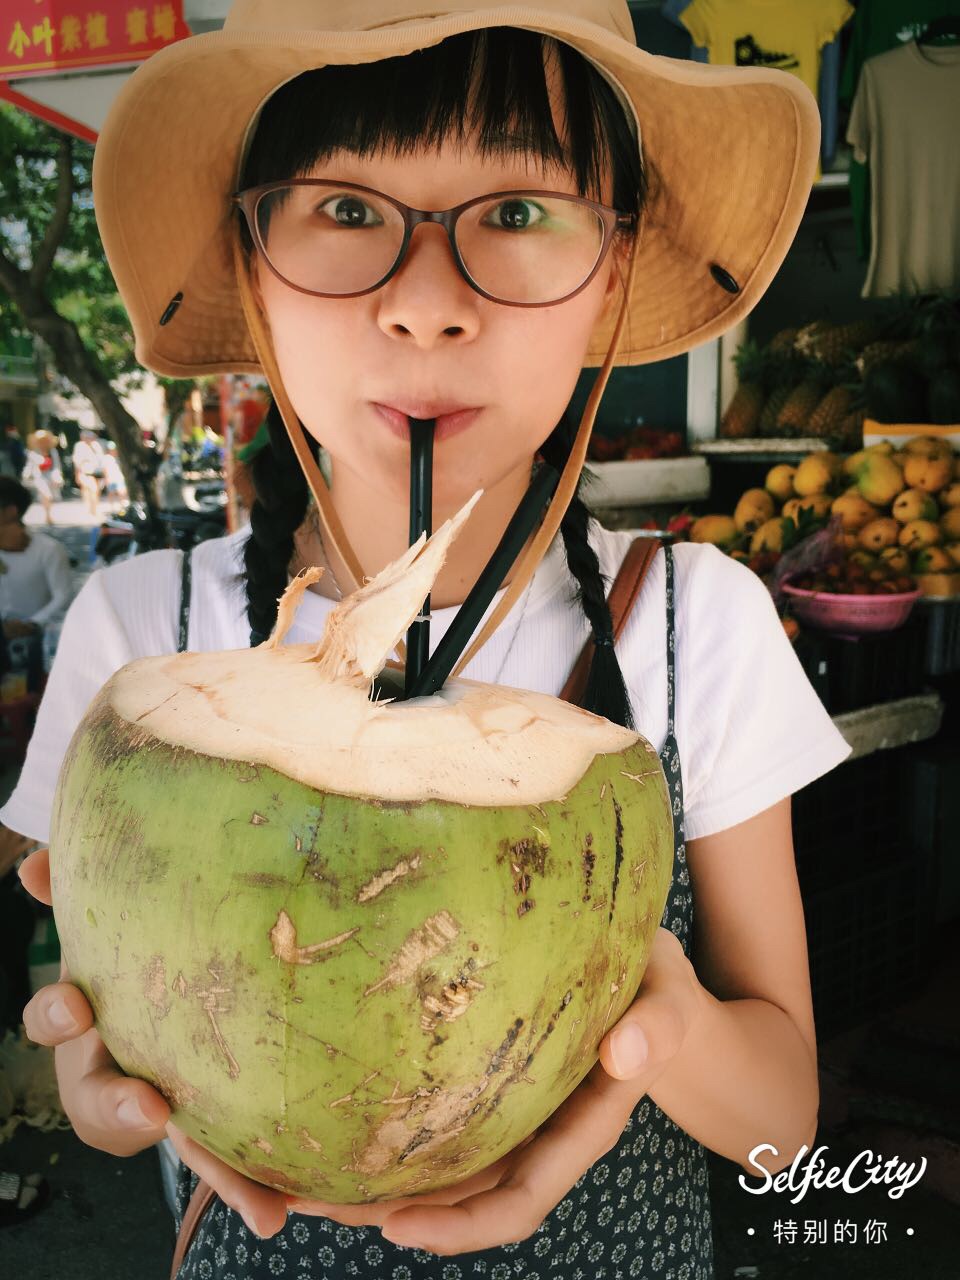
[232, 226, 637, 676]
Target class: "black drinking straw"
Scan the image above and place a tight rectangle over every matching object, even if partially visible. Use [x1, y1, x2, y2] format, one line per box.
[404, 417, 435, 698]
[405, 460, 560, 701]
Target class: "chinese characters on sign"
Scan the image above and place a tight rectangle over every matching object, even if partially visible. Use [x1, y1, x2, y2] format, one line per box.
[3, 2, 187, 78]
[773, 1219, 891, 1245]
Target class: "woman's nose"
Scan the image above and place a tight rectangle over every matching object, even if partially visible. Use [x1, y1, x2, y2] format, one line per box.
[375, 223, 481, 348]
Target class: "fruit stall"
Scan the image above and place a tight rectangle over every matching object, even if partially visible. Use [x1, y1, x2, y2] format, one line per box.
[584, 293, 960, 1040]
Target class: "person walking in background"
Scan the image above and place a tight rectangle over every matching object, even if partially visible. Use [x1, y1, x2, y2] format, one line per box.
[100, 441, 128, 509]
[70, 429, 107, 518]
[20, 432, 63, 527]
[0, 478, 75, 649]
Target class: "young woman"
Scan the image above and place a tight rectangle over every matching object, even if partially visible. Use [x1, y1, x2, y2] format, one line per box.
[10, 4, 851, 1277]
[20, 430, 63, 526]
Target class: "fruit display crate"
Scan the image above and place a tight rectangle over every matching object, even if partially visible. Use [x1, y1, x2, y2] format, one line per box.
[803, 859, 933, 1041]
[691, 438, 832, 457]
[584, 456, 711, 508]
[916, 596, 960, 676]
[793, 746, 916, 894]
[793, 745, 938, 1039]
[793, 614, 928, 714]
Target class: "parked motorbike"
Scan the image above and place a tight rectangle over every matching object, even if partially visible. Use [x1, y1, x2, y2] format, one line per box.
[95, 485, 227, 564]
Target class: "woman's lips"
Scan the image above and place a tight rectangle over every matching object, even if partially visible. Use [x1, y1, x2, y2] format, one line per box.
[372, 403, 482, 442]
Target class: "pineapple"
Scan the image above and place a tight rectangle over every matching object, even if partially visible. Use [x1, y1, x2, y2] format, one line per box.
[720, 339, 768, 438]
[837, 407, 867, 451]
[758, 386, 793, 436]
[856, 339, 920, 378]
[807, 385, 855, 438]
[796, 320, 881, 366]
[776, 377, 829, 435]
[767, 326, 800, 354]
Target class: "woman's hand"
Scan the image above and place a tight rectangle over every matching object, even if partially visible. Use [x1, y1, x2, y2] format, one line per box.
[285, 927, 707, 1256]
[18, 847, 291, 1239]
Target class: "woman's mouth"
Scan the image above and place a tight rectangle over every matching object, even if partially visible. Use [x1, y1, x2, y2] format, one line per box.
[372, 403, 482, 442]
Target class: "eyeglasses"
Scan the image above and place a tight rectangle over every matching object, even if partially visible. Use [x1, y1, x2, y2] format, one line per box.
[232, 180, 635, 307]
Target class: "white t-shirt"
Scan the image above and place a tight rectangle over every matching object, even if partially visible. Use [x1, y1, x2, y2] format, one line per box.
[0, 530, 76, 627]
[0, 522, 851, 846]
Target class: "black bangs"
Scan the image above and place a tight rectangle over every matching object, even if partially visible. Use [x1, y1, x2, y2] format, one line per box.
[239, 28, 644, 215]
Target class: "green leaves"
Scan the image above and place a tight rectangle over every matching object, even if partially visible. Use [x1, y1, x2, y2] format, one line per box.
[0, 104, 136, 383]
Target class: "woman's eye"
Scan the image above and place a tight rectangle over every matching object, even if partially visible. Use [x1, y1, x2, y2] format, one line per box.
[485, 199, 547, 230]
[317, 195, 382, 227]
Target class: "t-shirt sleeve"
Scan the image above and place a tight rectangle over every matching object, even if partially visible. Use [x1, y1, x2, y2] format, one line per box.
[845, 62, 873, 165]
[677, 0, 712, 53]
[816, 0, 855, 49]
[0, 569, 137, 844]
[674, 544, 852, 841]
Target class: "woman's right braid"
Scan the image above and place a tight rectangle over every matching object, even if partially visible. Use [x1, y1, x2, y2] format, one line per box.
[538, 414, 635, 731]
[242, 401, 319, 645]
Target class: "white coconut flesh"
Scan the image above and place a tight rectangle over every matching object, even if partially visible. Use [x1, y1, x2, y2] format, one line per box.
[105, 487, 639, 806]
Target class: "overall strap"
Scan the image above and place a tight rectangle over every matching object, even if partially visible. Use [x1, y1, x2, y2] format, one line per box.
[559, 537, 662, 706]
[170, 1181, 216, 1279]
[177, 549, 192, 654]
[663, 543, 678, 736]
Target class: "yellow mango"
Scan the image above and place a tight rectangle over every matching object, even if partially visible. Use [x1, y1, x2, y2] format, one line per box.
[856, 453, 906, 507]
[831, 492, 879, 532]
[891, 488, 940, 524]
[690, 515, 739, 548]
[898, 519, 943, 549]
[903, 453, 953, 494]
[858, 518, 901, 551]
[734, 488, 776, 533]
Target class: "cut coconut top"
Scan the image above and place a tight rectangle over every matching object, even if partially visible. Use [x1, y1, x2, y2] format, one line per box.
[100, 488, 641, 805]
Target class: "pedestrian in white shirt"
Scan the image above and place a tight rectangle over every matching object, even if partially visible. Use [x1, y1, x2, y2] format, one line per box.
[0, 479, 75, 639]
[70, 429, 107, 517]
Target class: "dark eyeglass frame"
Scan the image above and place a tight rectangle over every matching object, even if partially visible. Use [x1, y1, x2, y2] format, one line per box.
[231, 179, 636, 308]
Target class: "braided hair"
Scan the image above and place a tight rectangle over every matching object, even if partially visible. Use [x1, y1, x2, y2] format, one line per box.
[241, 401, 319, 648]
[241, 402, 635, 729]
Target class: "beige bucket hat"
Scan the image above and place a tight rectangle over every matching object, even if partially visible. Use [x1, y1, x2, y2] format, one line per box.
[92, 0, 820, 669]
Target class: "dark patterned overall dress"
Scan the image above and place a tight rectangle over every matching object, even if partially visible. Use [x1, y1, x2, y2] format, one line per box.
[172, 543, 714, 1280]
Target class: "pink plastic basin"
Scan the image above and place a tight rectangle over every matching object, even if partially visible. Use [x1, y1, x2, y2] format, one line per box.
[781, 580, 920, 635]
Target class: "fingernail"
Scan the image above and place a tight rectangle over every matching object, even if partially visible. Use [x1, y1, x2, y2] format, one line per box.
[116, 1096, 151, 1128]
[610, 1024, 648, 1076]
[48, 997, 77, 1034]
[241, 1213, 265, 1238]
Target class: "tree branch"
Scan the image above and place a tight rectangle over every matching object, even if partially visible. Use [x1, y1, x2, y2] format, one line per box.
[0, 241, 28, 298]
[29, 132, 73, 290]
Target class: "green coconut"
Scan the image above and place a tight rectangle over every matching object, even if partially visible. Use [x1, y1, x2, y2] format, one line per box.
[49, 489, 674, 1203]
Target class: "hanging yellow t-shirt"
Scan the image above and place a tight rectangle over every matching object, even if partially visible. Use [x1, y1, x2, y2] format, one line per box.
[680, 0, 854, 181]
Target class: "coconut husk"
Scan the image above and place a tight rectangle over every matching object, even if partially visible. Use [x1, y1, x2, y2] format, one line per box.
[0, 1026, 70, 1145]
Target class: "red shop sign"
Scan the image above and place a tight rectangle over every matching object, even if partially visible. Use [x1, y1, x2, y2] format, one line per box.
[2, 2, 189, 78]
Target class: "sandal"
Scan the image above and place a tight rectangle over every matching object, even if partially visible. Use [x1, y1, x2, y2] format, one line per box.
[0, 1171, 51, 1228]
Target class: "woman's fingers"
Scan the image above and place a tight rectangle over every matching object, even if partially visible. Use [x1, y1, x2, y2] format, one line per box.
[378, 1065, 640, 1255]
[286, 1148, 520, 1227]
[66, 1033, 172, 1157]
[17, 846, 51, 906]
[165, 1124, 289, 1239]
[25, 976, 171, 1160]
[22, 980, 93, 1047]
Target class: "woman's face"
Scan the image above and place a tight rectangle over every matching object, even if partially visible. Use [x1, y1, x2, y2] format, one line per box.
[250, 80, 628, 511]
